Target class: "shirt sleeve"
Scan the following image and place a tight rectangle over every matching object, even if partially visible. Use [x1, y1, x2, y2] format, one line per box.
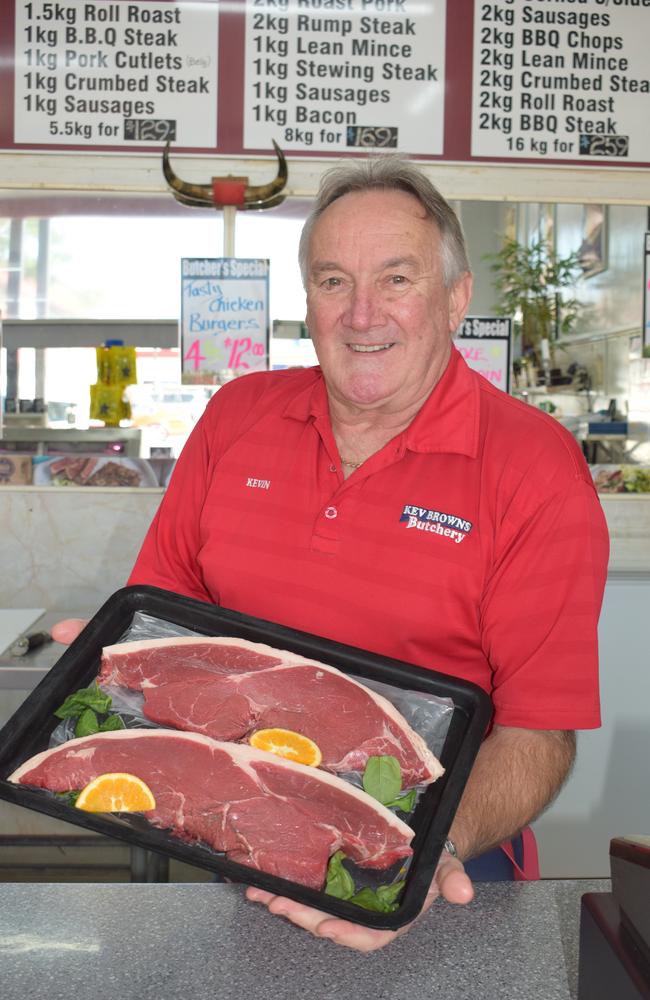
[127, 408, 215, 602]
[480, 476, 609, 730]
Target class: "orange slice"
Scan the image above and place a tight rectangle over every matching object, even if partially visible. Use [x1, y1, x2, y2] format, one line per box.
[249, 728, 322, 767]
[75, 772, 156, 813]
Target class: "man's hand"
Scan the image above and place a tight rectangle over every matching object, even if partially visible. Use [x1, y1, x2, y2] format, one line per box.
[51, 620, 88, 645]
[245, 852, 473, 952]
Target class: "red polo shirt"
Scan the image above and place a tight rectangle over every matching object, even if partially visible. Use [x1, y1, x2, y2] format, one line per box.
[129, 350, 608, 730]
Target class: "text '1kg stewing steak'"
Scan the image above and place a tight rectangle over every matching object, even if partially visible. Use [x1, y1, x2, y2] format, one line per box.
[98, 635, 444, 787]
[9, 730, 414, 890]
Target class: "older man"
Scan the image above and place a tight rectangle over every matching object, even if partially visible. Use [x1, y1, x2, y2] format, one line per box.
[55, 157, 608, 951]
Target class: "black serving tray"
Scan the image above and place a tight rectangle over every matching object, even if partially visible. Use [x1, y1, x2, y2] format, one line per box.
[0, 585, 492, 930]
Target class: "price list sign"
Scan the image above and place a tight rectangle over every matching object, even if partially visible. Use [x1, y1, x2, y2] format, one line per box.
[181, 258, 270, 382]
[14, 0, 219, 147]
[472, 1, 650, 163]
[243, 0, 446, 155]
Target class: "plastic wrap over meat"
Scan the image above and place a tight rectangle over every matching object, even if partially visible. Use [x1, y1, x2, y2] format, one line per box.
[97, 635, 445, 787]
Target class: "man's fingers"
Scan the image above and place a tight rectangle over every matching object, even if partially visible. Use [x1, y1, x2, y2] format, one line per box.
[51, 619, 88, 645]
[245, 858, 473, 952]
[436, 857, 474, 905]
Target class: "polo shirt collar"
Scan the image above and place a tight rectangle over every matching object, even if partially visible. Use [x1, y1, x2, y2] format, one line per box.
[282, 349, 480, 458]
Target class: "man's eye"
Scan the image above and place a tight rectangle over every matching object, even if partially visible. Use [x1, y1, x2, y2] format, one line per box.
[321, 277, 342, 289]
[388, 274, 408, 286]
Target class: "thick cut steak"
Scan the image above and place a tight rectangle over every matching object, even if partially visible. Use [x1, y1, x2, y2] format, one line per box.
[9, 730, 414, 890]
[99, 636, 443, 786]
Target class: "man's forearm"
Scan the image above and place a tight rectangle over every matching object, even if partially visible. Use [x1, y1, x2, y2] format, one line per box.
[447, 725, 576, 861]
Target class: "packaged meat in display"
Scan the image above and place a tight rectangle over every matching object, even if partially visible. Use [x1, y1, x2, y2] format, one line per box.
[9, 730, 414, 891]
[0, 585, 492, 930]
[97, 635, 444, 787]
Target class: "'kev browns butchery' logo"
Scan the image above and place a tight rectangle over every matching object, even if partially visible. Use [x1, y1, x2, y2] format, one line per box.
[399, 504, 473, 545]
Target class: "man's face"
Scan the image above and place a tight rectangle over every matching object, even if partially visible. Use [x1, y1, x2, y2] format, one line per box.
[305, 188, 472, 415]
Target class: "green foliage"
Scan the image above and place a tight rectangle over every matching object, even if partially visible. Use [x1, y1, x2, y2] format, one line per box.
[54, 682, 125, 738]
[621, 466, 650, 494]
[55, 683, 112, 720]
[348, 882, 406, 913]
[362, 755, 416, 812]
[486, 237, 582, 350]
[324, 851, 406, 913]
[324, 850, 356, 900]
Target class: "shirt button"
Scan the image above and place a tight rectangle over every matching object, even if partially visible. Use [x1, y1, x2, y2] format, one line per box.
[329, 464, 337, 473]
[324, 506, 338, 519]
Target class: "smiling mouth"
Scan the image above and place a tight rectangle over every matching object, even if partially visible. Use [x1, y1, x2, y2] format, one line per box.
[347, 343, 395, 353]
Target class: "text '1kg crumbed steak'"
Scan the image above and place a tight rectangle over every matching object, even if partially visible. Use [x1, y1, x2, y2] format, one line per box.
[98, 636, 444, 787]
[9, 730, 414, 890]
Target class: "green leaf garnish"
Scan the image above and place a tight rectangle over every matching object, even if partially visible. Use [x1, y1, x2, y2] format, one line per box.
[382, 789, 417, 813]
[99, 715, 125, 732]
[349, 881, 406, 913]
[55, 683, 112, 720]
[362, 756, 403, 806]
[56, 790, 80, 807]
[324, 851, 355, 900]
[74, 708, 99, 738]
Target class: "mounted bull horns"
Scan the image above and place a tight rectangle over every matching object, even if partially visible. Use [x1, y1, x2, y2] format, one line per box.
[162, 141, 288, 211]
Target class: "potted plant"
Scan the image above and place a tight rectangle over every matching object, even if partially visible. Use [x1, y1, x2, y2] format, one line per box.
[486, 237, 582, 367]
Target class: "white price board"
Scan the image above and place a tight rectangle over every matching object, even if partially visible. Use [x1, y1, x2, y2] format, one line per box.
[181, 259, 270, 382]
[14, 0, 219, 147]
[454, 316, 512, 393]
[244, 0, 446, 155]
[472, 2, 650, 164]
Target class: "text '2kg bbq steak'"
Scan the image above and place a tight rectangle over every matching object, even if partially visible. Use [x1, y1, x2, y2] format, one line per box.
[9, 730, 414, 890]
[98, 635, 444, 786]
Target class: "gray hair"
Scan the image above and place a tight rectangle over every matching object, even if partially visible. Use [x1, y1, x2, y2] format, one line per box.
[298, 156, 471, 289]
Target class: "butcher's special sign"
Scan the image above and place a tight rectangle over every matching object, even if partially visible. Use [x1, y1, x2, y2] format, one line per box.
[180, 257, 270, 382]
[2, 0, 649, 168]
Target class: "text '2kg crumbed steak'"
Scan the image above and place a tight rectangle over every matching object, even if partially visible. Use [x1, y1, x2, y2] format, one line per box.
[98, 636, 444, 787]
[9, 730, 414, 889]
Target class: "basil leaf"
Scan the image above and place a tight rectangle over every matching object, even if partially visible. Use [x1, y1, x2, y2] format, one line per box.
[350, 881, 406, 913]
[324, 851, 355, 900]
[383, 789, 417, 813]
[55, 684, 112, 720]
[74, 708, 99, 738]
[56, 790, 81, 807]
[362, 756, 402, 805]
[99, 715, 125, 732]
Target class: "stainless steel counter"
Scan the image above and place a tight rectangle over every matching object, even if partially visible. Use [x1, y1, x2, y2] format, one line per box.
[0, 880, 611, 1000]
[0, 426, 142, 456]
[0, 611, 80, 692]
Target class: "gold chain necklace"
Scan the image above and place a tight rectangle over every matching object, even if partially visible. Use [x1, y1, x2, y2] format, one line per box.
[340, 458, 363, 469]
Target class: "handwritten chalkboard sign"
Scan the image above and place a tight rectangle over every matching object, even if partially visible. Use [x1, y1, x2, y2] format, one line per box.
[454, 317, 512, 393]
[181, 258, 270, 384]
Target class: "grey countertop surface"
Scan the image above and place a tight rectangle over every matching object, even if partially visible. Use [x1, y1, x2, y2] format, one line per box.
[0, 879, 610, 1000]
[0, 611, 85, 690]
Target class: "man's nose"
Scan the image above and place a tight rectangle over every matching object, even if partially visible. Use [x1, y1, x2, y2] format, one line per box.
[343, 284, 382, 331]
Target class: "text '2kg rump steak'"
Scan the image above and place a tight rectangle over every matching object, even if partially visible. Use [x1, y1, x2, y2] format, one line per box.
[98, 636, 444, 787]
[9, 730, 414, 890]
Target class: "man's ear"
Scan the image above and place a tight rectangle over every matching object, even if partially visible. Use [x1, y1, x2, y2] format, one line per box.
[448, 272, 474, 333]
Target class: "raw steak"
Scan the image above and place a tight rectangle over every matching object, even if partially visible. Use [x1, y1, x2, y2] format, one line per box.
[98, 636, 444, 786]
[9, 730, 414, 890]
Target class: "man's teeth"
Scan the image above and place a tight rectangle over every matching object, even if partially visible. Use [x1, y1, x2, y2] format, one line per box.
[349, 344, 393, 353]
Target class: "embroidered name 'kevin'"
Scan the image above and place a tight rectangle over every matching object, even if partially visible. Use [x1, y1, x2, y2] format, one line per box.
[246, 477, 271, 490]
